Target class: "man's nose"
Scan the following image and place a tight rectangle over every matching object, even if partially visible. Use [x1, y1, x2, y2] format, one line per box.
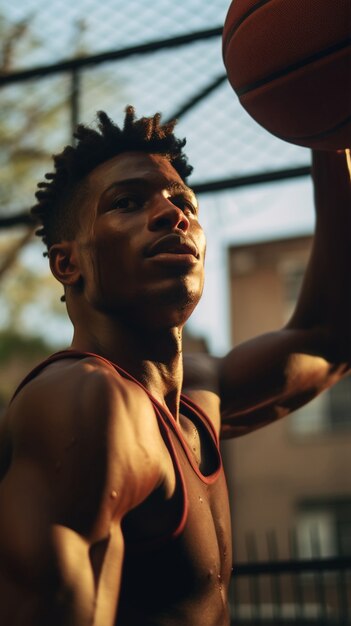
[148, 195, 190, 232]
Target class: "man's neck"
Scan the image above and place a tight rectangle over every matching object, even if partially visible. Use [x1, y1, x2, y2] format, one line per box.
[71, 318, 184, 420]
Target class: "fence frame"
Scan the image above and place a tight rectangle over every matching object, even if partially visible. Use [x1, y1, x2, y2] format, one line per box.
[231, 556, 351, 625]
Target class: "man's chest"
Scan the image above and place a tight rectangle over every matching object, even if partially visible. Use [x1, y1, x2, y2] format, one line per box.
[118, 419, 232, 622]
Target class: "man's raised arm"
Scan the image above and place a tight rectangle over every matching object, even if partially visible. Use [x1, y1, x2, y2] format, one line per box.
[184, 150, 351, 438]
[218, 149, 351, 437]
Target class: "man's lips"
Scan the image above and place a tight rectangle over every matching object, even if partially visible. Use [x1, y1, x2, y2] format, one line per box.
[145, 234, 199, 259]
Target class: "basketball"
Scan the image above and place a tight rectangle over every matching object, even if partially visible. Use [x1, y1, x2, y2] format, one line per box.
[222, 0, 351, 150]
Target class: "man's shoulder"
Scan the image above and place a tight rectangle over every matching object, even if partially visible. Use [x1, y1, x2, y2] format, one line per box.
[11, 355, 148, 418]
[6, 355, 161, 464]
[4, 355, 167, 524]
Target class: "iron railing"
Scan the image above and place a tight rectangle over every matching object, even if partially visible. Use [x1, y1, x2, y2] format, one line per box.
[230, 557, 351, 625]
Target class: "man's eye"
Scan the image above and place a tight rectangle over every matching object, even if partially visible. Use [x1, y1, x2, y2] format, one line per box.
[111, 196, 141, 211]
[172, 196, 197, 216]
[185, 201, 198, 216]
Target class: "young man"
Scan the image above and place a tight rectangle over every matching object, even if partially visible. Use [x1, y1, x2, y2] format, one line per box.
[0, 107, 350, 626]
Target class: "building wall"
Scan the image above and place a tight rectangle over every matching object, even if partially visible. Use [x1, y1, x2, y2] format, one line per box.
[222, 235, 351, 562]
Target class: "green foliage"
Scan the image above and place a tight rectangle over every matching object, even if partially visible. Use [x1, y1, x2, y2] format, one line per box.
[0, 329, 50, 363]
[0, 328, 52, 406]
[0, 238, 67, 339]
[0, 11, 71, 215]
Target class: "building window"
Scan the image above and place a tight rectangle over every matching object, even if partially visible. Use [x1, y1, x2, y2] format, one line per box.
[296, 499, 351, 558]
[290, 378, 351, 436]
[281, 261, 305, 323]
[328, 376, 351, 430]
[281, 259, 351, 435]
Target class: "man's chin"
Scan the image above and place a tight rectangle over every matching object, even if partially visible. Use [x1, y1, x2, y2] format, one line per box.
[113, 287, 201, 330]
[138, 285, 202, 329]
[94, 273, 204, 328]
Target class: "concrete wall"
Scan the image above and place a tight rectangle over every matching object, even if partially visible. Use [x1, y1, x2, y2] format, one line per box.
[222, 235, 351, 562]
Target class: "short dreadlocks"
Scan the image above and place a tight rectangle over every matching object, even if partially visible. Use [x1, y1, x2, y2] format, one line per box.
[31, 106, 193, 252]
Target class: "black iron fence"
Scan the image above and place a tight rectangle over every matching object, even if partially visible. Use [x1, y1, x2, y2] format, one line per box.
[230, 557, 351, 625]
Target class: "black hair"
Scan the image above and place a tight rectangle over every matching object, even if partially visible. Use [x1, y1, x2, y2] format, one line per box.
[31, 106, 193, 252]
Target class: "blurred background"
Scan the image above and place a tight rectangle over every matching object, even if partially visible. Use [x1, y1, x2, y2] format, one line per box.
[0, 0, 350, 622]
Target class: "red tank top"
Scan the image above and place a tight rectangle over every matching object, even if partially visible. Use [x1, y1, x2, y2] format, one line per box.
[11, 350, 232, 625]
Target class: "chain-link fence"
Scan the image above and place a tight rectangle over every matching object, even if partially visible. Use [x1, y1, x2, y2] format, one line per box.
[0, 0, 311, 219]
[0, 0, 313, 350]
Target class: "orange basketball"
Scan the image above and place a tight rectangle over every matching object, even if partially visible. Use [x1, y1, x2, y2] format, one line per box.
[223, 0, 351, 150]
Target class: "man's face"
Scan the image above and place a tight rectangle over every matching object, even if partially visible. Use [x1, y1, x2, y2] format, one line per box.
[74, 152, 206, 328]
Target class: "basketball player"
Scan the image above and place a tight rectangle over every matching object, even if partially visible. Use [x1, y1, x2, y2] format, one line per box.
[0, 107, 350, 626]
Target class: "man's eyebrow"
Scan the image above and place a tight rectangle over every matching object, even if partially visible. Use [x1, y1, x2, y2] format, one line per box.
[167, 181, 195, 198]
[167, 182, 198, 209]
[104, 178, 197, 202]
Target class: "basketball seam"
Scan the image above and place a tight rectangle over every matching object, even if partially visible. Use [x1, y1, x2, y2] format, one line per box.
[279, 112, 351, 143]
[223, 0, 273, 54]
[236, 38, 351, 96]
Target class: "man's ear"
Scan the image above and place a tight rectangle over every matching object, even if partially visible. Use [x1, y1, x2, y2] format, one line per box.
[49, 242, 81, 287]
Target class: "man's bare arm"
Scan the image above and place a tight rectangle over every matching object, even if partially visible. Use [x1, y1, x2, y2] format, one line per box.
[0, 457, 69, 625]
[220, 149, 351, 436]
[184, 150, 351, 438]
[0, 360, 164, 625]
